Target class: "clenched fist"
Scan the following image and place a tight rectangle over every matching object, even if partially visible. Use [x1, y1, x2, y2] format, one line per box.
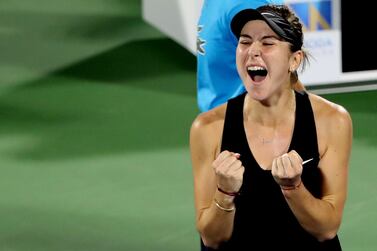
[271, 150, 303, 189]
[212, 150, 245, 194]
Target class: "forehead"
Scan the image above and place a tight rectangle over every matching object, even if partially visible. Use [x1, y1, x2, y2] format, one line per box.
[240, 19, 279, 38]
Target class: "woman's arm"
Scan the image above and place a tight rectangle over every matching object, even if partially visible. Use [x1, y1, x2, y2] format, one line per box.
[190, 108, 242, 249]
[274, 97, 353, 241]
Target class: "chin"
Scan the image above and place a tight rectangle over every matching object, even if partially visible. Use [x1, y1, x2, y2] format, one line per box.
[246, 86, 268, 101]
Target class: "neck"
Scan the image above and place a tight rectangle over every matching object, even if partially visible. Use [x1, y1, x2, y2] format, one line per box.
[244, 89, 296, 127]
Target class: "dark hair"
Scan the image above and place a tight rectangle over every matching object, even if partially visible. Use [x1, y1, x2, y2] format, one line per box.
[257, 4, 310, 72]
[257, 5, 303, 51]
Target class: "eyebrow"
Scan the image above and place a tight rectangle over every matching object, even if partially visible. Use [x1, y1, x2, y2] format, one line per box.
[239, 34, 281, 40]
[239, 34, 252, 39]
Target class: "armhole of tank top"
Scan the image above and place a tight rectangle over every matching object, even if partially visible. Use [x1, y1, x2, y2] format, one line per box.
[304, 91, 321, 163]
[220, 93, 246, 152]
[220, 102, 230, 153]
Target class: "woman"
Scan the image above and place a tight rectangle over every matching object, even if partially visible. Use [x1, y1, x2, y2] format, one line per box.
[190, 4, 352, 251]
[196, 0, 283, 112]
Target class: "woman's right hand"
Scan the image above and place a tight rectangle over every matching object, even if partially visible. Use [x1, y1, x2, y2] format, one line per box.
[212, 150, 245, 194]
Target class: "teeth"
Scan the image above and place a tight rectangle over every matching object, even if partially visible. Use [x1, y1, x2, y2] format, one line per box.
[247, 66, 265, 71]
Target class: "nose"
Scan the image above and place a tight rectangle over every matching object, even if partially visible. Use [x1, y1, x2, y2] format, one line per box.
[248, 42, 261, 57]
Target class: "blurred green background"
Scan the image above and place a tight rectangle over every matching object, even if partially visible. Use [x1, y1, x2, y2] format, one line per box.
[0, 0, 376, 250]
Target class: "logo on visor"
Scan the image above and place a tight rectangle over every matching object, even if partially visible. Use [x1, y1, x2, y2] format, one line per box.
[288, 0, 332, 31]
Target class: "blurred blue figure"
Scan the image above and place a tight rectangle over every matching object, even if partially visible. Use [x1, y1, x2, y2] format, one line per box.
[196, 0, 284, 112]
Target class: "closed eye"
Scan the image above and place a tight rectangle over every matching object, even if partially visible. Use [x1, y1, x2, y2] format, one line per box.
[239, 40, 251, 45]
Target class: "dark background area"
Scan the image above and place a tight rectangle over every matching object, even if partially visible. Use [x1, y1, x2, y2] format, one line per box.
[341, 1, 377, 72]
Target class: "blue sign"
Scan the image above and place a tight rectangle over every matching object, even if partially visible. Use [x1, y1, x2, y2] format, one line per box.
[288, 0, 332, 31]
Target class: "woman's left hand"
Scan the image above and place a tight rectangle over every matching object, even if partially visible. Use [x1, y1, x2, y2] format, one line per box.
[271, 150, 303, 189]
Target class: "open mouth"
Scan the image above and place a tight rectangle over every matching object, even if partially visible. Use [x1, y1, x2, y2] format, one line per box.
[247, 66, 268, 82]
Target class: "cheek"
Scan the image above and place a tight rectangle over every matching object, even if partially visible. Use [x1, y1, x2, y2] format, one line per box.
[235, 48, 246, 75]
[236, 53, 242, 74]
[270, 54, 290, 71]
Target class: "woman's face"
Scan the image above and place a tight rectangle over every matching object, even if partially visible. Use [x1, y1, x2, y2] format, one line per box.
[236, 19, 299, 101]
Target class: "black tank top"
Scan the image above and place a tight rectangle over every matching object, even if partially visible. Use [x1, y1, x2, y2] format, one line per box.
[201, 91, 342, 251]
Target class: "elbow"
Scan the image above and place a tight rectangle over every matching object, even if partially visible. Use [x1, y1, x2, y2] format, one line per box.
[313, 210, 342, 242]
[201, 237, 221, 250]
[315, 224, 340, 242]
[316, 228, 339, 242]
[197, 223, 230, 249]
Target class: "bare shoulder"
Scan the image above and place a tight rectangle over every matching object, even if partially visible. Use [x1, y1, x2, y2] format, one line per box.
[308, 93, 352, 125]
[308, 93, 353, 154]
[191, 103, 227, 137]
[190, 103, 227, 158]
